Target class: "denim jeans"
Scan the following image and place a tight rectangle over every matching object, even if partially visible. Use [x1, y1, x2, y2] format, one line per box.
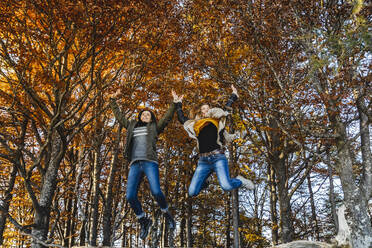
[188, 153, 242, 196]
[126, 160, 168, 216]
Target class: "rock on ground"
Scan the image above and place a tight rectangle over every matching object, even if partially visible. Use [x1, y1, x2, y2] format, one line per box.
[272, 240, 337, 248]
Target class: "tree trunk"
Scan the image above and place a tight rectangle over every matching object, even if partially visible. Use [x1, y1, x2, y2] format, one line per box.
[225, 195, 231, 248]
[102, 126, 122, 246]
[70, 149, 85, 247]
[63, 194, 73, 247]
[128, 225, 132, 248]
[271, 155, 294, 243]
[327, 150, 338, 233]
[307, 173, 320, 240]
[102, 155, 117, 246]
[329, 111, 372, 247]
[121, 220, 127, 248]
[0, 165, 17, 245]
[180, 162, 187, 248]
[32, 131, 66, 248]
[161, 148, 170, 248]
[269, 164, 279, 245]
[276, 167, 294, 243]
[80, 173, 93, 246]
[63, 150, 77, 247]
[89, 150, 103, 246]
[268, 116, 294, 243]
[180, 215, 185, 247]
[335, 135, 372, 247]
[357, 98, 372, 200]
[232, 189, 240, 248]
[186, 195, 193, 248]
[161, 216, 167, 248]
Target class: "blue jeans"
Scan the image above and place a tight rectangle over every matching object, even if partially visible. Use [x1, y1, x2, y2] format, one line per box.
[126, 160, 168, 216]
[188, 153, 242, 196]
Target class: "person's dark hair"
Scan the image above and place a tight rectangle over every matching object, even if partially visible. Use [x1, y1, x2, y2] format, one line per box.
[137, 109, 157, 124]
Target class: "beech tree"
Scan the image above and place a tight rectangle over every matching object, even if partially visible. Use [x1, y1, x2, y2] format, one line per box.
[297, 1, 372, 246]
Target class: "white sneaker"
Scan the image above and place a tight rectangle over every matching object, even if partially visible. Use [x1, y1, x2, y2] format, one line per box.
[236, 175, 254, 190]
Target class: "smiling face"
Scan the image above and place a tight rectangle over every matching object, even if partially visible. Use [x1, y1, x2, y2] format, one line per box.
[200, 104, 210, 117]
[140, 110, 152, 123]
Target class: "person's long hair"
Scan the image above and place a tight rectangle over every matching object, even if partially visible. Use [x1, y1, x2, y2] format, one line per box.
[190, 101, 213, 120]
[136, 109, 157, 127]
[191, 99, 222, 120]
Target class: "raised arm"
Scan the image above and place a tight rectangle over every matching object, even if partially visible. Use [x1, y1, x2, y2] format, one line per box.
[109, 95, 130, 128]
[157, 102, 176, 134]
[157, 89, 187, 133]
[225, 84, 239, 110]
[172, 90, 189, 124]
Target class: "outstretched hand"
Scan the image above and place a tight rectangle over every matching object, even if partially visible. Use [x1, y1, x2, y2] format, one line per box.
[172, 90, 184, 102]
[231, 85, 239, 98]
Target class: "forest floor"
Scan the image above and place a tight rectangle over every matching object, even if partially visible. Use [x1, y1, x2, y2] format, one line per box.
[72, 240, 341, 248]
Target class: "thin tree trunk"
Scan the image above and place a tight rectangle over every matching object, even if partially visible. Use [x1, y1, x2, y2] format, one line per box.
[226, 130, 240, 248]
[88, 8, 101, 245]
[307, 173, 319, 240]
[79, 173, 93, 246]
[89, 150, 103, 246]
[268, 164, 279, 245]
[357, 97, 372, 200]
[161, 148, 170, 248]
[212, 211, 217, 247]
[232, 189, 240, 248]
[63, 150, 76, 247]
[161, 217, 166, 248]
[121, 220, 126, 248]
[327, 148, 338, 232]
[225, 194, 231, 248]
[128, 226, 132, 248]
[122, 163, 131, 248]
[70, 149, 85, 247]
[102, 154, 117, 246]
[275, 162, 294, 243]
[0, 165, 17, 245]
[102, 126, 122, 246]
[186, 194, 193, 248]
[63, 194, 73, 247]
[79, 201, 88, 246]
[180, 162, 187, 248]
[136, 221, 139, 247]
[180, 215, 185, 247]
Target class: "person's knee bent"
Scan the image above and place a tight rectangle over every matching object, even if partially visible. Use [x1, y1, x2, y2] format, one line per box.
[188, 190, 196, 197]
[188, 186, 198, 197]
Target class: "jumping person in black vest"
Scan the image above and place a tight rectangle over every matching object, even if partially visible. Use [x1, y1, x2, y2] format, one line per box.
[172, 85, 254, 198]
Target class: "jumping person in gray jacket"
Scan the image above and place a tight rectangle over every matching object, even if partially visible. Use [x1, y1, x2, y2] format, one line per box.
[109, 92, 177, 240]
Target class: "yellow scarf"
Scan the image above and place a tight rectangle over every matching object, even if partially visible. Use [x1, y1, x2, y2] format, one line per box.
[193, 118, 219, 136]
